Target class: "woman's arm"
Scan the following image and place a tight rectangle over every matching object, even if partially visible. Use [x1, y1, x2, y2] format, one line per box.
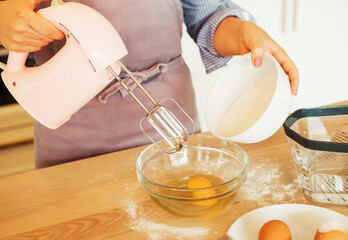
[181, 0, 249, 73]
[181, 0, 298, 95]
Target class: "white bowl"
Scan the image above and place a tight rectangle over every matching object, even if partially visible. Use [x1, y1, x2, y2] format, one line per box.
[206, 52, 292, 143]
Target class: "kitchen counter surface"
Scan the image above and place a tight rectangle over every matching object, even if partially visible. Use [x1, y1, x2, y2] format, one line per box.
[0, 104, 347, 239]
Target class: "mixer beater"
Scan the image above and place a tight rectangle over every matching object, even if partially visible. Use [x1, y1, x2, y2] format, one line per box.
[107, 61, 195, 154]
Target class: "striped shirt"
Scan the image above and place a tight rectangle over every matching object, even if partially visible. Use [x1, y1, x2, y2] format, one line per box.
[181, 0, 254, 73]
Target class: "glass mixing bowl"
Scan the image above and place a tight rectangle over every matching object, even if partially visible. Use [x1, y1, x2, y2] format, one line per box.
[136, 134, 248, 217]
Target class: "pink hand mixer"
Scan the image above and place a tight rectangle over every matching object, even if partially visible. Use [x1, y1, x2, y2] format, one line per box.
[0, 2, 194, 153]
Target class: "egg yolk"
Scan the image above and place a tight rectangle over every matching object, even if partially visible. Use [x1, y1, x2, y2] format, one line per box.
[187, 177, 217, 206]
[258, 219, 292, 240]
[315, 230, 348, 240]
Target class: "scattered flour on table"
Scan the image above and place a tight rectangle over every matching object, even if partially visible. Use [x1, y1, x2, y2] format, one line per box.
[120, 198, 210, 240]
[241, 162, 303, 203]
[122, 198, 138, 219]
[87, 167, 117, 184]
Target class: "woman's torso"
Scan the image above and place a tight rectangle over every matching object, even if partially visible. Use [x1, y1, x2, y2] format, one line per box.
[33, 0, 200, 168]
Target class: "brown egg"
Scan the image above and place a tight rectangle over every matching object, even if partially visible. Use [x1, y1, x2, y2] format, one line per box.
[314, 221, 348, 240]
[258, 219, 292, 240]
[314, 229, 348, 240]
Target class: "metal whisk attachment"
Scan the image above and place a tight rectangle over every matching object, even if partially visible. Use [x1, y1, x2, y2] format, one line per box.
[107, 61, 195, 154]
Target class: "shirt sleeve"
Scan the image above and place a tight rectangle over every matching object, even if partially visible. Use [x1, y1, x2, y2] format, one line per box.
[181, 0, 255, 73]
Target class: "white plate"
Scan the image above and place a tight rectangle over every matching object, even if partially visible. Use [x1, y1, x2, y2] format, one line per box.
[227, 204, 348, 240]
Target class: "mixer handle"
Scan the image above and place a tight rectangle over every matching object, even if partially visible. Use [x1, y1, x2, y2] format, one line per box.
[5, 5, 72, 73]
[37, 2, 128, 71]
[6, 52, 29, 73]
[6, 2, 128, 73]
[6, 19, 70, 73]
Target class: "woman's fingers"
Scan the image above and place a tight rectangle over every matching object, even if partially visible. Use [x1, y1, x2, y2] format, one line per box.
[248, 37, 299, 95]
[0, 0, 64, 52]
[251, 47, 264, 68]
[271, 48, 299, 95]
[26, 10, 64, 41]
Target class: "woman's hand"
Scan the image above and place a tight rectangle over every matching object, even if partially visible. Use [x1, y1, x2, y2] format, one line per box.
[214, 17, 299, 95]
[0, 0, 64, 52]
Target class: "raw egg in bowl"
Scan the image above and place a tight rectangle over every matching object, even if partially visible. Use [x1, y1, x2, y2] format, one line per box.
[136, 134, 248, 217]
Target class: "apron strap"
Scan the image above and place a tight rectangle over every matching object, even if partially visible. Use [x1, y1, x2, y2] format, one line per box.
[98, 56, 183, 103]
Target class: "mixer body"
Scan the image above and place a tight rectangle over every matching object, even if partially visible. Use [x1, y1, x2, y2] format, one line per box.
[1, 2, 127, 129]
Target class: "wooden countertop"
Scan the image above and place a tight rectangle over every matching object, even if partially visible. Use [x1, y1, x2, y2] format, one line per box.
[0, 109, 347, 239]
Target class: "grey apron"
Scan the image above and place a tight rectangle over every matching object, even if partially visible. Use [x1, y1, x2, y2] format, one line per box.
[33, 0, 200, 168]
